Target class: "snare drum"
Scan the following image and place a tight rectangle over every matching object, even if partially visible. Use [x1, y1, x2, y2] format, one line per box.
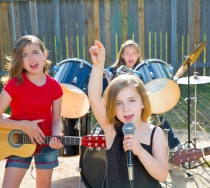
[79, 122, 106, 188]
[54, 58, 92, 118]
[134, 59, 173, 84]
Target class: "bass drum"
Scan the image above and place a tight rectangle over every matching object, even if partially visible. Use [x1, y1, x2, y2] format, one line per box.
[79, 122, 106, 188]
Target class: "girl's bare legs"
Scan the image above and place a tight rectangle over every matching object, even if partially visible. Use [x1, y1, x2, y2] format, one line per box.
[36, 169, 53, 188]
[2, 167, 27, 188]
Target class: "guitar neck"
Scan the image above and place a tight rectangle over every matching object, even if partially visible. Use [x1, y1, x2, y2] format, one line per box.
[19, 135, 81, 146]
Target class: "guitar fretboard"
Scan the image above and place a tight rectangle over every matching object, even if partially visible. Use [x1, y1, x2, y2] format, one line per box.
[19, 135, 81, 145]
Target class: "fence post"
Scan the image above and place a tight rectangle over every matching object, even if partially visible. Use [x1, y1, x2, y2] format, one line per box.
[171, 0, 177, 71]
[54, 0, 61, 63]
[29, 0, 38, 36]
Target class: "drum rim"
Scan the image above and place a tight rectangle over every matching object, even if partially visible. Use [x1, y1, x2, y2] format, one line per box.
[56, 58, 92, 68]
[134, 58, 169, 71]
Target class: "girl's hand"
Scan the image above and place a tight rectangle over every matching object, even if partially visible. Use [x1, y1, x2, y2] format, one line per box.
[89, 40, 106, 65]
[22, 119, 46, 145]
[49, 133, 64, 149]
[123, 134, 142, 156]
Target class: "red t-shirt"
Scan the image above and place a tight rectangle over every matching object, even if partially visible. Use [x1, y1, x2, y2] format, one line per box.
[3, 73, 63, 136]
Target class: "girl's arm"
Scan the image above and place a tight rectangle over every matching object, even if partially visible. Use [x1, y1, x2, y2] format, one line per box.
[0, 90, 45, 145]
[49, 97, 63, 149]
[88, 41, 112, 132]
[123, 127, 169, 182]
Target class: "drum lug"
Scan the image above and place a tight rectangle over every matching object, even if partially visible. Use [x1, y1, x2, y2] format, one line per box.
[150, 72, 154, 78]
[145, 59, 150, 67]
[73, 77, 77, 84]
[80, 62, 84, 68]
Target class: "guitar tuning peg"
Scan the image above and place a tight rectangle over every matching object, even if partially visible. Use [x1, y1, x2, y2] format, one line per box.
[96, 147, 101, 151]
[88, 147, 93, 151]
[181, 144, 185, 150]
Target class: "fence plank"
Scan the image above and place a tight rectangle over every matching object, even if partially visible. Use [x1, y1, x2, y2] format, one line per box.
[115, 0, 122, 52]
[138, 0, 144, 59]
[110, 0, 116, 64]
[0, 0, 210, 77]
[76, 0, 84, 59]
[204, 0, 210, 76]
[30, 0, 38, 35]
[0, 2, 11, 69]
[104, 0, 111, 67]
[94, 0, 100, 41]
[121, 0, 128, 43]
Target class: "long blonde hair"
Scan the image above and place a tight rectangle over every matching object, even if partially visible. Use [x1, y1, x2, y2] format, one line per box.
[112, 40, 143, 70]
[1, 35, 51, 86]
[103, 74, 151, 125]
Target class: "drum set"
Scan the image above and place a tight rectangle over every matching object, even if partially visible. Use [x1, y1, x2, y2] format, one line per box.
[53, 57, 181, 187]
[53, 41, 208, 187]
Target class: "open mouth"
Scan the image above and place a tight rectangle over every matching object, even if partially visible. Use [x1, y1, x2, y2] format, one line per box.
[30, 63, 38, 69]
[124, 115, 133, 121]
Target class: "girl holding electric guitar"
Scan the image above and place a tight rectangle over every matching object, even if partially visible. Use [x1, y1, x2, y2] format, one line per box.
[0, 35, 63, 188]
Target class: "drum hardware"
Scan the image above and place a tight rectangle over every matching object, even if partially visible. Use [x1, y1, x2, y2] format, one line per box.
[116, 65, 141, 78]
[176, 42, 210, 169]
[73, 77, 77, 83]
[179, 72, 210, 146]
[54, 58, 92, 118]
[103, 68, 113, 83]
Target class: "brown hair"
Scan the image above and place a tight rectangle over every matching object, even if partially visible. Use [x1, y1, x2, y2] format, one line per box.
[1, 35, 51, 86]
[103, 74, 151, 125]
[112, 40, 143, 70]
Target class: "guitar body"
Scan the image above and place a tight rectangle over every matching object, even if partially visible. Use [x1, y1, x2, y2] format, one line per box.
[0, 128, 36, 160]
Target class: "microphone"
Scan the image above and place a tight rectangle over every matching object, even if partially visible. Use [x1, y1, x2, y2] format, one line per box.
[103, 68, 113, 83]
[122, 122, 136, 188]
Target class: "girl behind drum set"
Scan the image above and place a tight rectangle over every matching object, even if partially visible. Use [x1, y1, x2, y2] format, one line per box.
[103, 39, 182, 151]
[88, 40, 169, 187]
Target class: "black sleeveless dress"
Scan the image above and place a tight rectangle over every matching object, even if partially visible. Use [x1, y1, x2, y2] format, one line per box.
[103, 125, 162, 188]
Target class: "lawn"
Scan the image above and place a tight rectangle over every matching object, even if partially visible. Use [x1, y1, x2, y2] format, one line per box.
[165, 82, 210, 132]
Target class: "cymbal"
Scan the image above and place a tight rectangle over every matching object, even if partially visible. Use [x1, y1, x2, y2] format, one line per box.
[177, 76, 210, 85]
[145, 78, 180, 114]
[174, 41, 206, 79]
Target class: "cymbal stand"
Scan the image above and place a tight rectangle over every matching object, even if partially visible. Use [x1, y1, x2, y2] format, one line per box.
[181, 63, 210, 169]
[192, 73, 209, 146]
[181, 73, 209, 145]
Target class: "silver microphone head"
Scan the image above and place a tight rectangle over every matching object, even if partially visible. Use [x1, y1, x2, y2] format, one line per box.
[122, 122, 136, 135]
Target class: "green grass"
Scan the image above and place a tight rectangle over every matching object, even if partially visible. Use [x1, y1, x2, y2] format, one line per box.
[165, 83, 210, 132]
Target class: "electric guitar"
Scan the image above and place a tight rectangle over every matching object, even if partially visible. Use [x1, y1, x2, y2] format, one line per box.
[0, 128, 106, 161]
[173, 146, 210, 166]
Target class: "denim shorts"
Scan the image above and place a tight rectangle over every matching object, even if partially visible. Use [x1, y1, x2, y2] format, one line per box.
[6, 146, 58, 169]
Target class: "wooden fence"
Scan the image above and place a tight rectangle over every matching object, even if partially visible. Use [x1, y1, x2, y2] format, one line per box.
[0, 0, 210, 77]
